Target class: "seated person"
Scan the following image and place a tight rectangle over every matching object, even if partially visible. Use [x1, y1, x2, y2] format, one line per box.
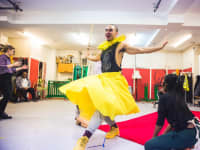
[145, 74, 200, 150]
[16, 71, 36, 101]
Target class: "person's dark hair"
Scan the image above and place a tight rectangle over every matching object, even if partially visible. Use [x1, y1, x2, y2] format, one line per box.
[2, 45, 15, 53]
[109, 24, 118, 32]
[164, 74, 188, 112]
[0, 44, 5, 52]
[164, 74, 178, 91]
[164, 74, 185, 94]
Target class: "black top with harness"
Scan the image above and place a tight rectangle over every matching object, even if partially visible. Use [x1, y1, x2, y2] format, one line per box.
[101, 42, 125, 73]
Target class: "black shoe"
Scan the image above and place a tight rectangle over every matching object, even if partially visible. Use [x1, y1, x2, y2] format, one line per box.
[0, 113, 12, 119]
[24, 98, 28, 102]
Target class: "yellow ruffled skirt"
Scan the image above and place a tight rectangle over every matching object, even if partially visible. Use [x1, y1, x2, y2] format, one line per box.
[59, 72, 140, 120]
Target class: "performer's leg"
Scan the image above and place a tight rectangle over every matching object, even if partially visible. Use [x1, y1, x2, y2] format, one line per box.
[74, 105, 82, 126]
[74, 105, 89, 127]
[104, 116, 119, 139]
[74, 111, 103, 150]
[104, 116, 117, 127]
[85, 111, 103, 135]
[75, 105, 80, 120]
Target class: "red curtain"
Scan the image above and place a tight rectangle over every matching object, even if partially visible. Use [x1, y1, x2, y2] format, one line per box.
[151, 69, 166, 99]
[183, 68, 192, 72]
[136, 68, 150, 100]
[29, 58, 39, 87]
[122, 68, 150, 100]
[168, 69, 176, 74]
[121, 68, 134, 86]
[122, 68, 192, 100]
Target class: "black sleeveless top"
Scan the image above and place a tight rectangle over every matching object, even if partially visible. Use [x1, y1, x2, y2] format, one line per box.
[100, 42, 124, 73]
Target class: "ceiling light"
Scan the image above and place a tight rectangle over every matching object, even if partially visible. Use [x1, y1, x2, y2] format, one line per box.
[23, 31, 45, 46]
[126, 33, 143, 46]
[145, 29, 160, 46]
[173, 34, 192, 48]
[71, 32, 90, 46]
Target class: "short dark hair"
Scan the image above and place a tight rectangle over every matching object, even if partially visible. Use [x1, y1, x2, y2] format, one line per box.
[2, 45, 15, 53]
[109, 24, 118, 32]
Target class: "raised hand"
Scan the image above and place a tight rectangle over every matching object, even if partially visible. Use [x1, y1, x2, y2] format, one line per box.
[21, 65, 28, 70]
[14, 61, 22, 67]
[161, 41, 168, 49]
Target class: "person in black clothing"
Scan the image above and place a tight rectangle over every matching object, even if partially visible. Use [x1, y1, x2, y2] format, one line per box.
[0, 45, 27, 119]
[145, 74, 200, 150]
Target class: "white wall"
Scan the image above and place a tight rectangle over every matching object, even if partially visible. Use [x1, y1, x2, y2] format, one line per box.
[181, 46, 200, 76]
[193, 46, 200, 76]
[122, 51, 182, 69]
[199, 55, 200, 75]
[0, 33, 8, 44]
[44, 48, 56, 82]
[182, 47, 194, 70]
[8, 38, 31, 57]
[181, 46, 200, 92]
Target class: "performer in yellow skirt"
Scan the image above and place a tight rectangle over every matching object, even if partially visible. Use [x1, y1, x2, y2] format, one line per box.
[60, 24, 168, 150]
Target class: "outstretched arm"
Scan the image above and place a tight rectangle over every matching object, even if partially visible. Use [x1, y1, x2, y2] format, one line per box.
[16, 65, 28, 72]
[123, 41, 168, 55]
[87, 50, 102, 62]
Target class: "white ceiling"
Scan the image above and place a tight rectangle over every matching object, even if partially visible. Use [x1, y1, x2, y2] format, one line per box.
[0, 0, 200, 51]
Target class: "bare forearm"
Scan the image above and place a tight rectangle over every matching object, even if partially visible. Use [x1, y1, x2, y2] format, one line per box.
[16, 68, 21, 72]
[163, 124, 172, 134]
[125, 45, 163, 54]
[138, 46, 163, 54]
[153, 125, 162, 138]
[16, 67, 24, 72]
[87, 51, 101, 62]
[7, 64, 15, 68]
[87, 56, 100, 62]
[124, 41, 168, 55]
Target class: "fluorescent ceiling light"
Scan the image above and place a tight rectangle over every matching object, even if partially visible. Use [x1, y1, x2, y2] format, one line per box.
[71, 32, 90, 46]
[145, 29, 160, 47]
[126, 33, 143, 46]
[166, 0, 178, 15]
[173, 34, 192, 48]
[23, 32, 46, 46]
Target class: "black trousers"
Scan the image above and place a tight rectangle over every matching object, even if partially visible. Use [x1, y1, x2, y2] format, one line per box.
[0, 74, 12, 114]
[17, 88, 36, 100]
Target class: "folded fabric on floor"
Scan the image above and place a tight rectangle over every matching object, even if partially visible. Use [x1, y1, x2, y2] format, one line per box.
[99, 111, 200, 145]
